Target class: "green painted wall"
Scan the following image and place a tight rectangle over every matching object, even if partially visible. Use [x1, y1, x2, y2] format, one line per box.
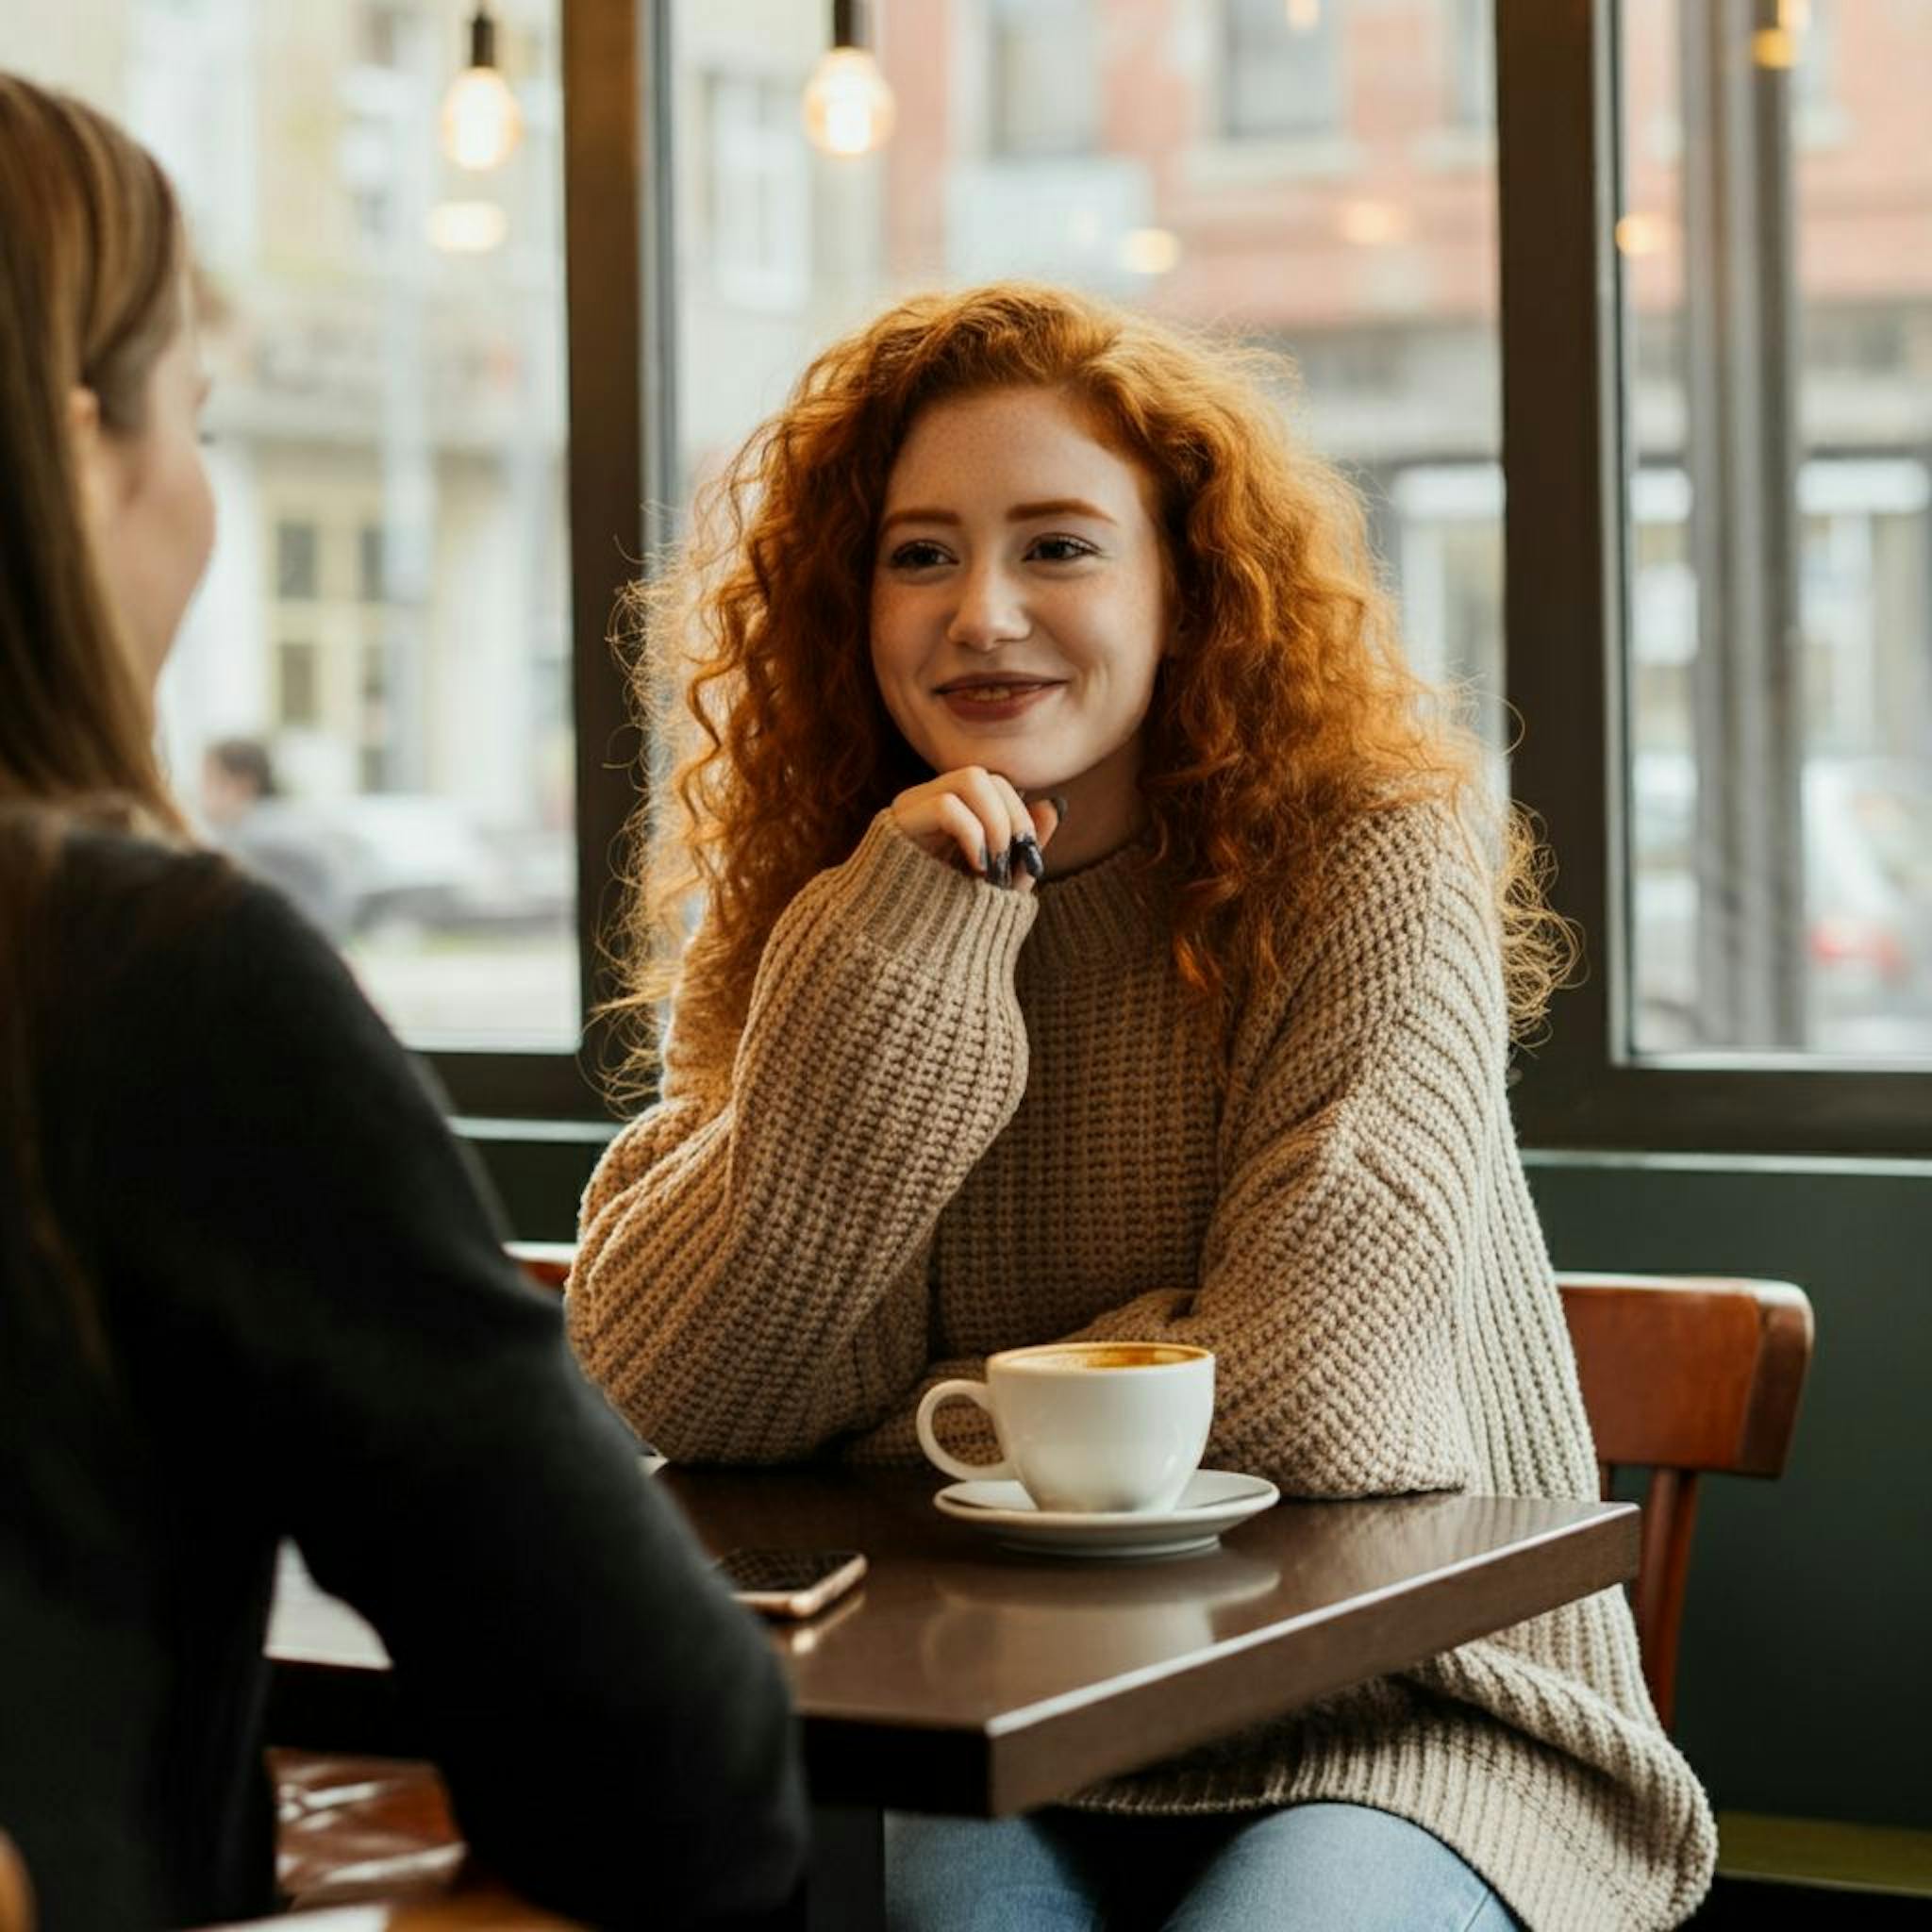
[468, 1122, 1932, 1828]
[1524, 1153, 1932, 1829]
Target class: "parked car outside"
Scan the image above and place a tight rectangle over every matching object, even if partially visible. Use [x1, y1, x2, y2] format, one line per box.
[1630, 753, 1932, 1055]
[216, 793, 571, 944]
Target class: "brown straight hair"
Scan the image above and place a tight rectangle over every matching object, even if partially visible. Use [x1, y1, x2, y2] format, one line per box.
[0, 72, 186, 825]
[0, 74, 193, 1357]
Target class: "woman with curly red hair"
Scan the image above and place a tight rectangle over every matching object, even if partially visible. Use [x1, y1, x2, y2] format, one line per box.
[571, 282, 1714, 1929]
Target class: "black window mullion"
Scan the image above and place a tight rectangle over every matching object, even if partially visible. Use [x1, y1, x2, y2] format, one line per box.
[1497, 0, 1625, 1141]
[426, 0, 652, 1123]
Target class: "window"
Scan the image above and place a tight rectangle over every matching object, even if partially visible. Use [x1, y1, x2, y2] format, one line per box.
[1222, 0, 1344, 142]
[1620, 0, 1932, 1062]
[1500, 2, 1932, 1152]
[22, 3, 1924, 1148]
[987, 0, 1097, 158]
[703, 70, 810, 310]
[276, 520, 319, 600]
[10, 0, 583, 1061]
[1446, 0, 1493, 129]
[277, 640, 319, 727]
[358, 524, 386, 605]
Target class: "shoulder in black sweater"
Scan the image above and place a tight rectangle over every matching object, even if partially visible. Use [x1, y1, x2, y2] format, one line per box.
[0, 827, 805, 1928]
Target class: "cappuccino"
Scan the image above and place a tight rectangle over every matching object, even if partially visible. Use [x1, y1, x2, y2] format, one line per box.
[917, 1341, 1215, 1513]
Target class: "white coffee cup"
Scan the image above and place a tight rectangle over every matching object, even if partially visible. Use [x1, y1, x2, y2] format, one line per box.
[915, 1341, 1215, 1514]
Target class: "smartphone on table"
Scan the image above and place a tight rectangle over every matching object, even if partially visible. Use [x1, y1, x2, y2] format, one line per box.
[715, 1547, 867, 1620]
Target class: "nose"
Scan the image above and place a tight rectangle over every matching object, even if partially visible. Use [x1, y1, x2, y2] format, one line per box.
[945, 559, 1028, 650]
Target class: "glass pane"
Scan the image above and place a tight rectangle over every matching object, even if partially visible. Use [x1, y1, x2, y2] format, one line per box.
[671, 0, 1506, 754]
[5, 0, 578, 1049]
[1622, 1, 1932, 1060]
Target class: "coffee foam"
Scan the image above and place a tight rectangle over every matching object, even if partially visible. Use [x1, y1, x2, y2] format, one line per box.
[1009, 1343, 1203, 1372]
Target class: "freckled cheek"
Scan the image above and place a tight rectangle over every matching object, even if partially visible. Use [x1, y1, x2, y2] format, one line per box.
[869, 595, 937, 696]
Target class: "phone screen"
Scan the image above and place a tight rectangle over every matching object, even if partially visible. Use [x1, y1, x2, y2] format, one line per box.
[715, 1547, 867, 1618]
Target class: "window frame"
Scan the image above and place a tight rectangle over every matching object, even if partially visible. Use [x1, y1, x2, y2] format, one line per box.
[1496, 0, 1932, 1155]
[425, 0, 667, 1120]
[458, 0, 1932, 1152]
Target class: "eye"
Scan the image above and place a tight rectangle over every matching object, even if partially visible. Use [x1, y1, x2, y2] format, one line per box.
[886, 539, 952, 570]
[1026, 535, 1099, 564]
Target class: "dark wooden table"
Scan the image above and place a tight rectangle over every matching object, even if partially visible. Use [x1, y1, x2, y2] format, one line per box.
[269, 1465, 1639, 1929]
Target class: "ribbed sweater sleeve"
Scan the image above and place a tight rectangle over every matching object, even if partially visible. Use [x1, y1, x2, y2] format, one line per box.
[570, 812, 1040, 1460]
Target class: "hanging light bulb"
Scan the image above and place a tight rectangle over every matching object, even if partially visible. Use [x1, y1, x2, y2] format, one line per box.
[441, 5, 523, 173]
[802, 0, 896, 158]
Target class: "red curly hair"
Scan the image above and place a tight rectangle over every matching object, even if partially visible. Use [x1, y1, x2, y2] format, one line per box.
[608, 282, 1572, 1097]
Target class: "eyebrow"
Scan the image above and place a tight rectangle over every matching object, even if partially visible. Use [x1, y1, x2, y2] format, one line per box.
[879, 497, 1119, 534]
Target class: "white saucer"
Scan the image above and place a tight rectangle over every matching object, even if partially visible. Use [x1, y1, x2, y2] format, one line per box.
[933, 1469, 1280, 1558]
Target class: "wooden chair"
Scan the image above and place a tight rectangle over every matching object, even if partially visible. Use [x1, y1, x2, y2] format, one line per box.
[1555, 1272, 1814, 1729]
[507, 1240, 574, 1294]
[0, 1831, 32, 1932]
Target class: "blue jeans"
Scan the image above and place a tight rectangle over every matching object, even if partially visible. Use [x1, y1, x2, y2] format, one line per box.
[885, 1801, 1523, 1931]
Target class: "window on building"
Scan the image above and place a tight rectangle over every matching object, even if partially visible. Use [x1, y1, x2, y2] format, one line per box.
[276, 519, 320, 599]
[1446, 0, 1492, 128]
[705, 70, 810, 310]
[277, 640, 319, 727]
[1222, 0, 1345, 142]
[358, 524, 387, 604]
[987, 0, 1097, 158]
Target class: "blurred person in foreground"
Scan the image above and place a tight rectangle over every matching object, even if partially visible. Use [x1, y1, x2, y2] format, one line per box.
[568, 282, 1717, 1930]
[0, 72, 805, 1930]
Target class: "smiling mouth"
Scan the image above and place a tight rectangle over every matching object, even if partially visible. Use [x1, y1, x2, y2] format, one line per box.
[935, 680, 1063, 701]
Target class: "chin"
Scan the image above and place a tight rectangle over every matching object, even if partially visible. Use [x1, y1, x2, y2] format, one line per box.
[915, 727, 1065, 789]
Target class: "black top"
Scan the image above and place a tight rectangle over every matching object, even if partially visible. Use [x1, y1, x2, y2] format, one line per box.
[0, 828, 806, 1929]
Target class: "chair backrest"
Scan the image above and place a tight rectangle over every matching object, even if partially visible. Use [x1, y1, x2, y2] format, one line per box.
[508, 1240, 574, 1294]
[1555, 1272, 1814, 1729]
[0, 1829, 34, 1932]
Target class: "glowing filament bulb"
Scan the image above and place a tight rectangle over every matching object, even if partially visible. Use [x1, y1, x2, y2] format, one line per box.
[801, 46, 896, 158]
[440, 8, 523, 173]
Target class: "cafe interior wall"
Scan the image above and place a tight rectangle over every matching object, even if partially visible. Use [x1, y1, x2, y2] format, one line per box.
[464, 1124, 1932, 1835]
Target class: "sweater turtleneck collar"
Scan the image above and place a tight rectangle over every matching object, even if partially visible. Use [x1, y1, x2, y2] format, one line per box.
[1024, 830, 1167, 974]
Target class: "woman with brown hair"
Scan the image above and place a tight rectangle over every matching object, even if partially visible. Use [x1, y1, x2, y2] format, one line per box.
[0, 74, 804, 1930]
[570, 282, 1716, 1928]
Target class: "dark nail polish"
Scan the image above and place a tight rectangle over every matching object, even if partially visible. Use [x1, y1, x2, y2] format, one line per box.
[979, 842, 993, 877]
[1016, 833, 1045, 881]
[991, 843, 1013, 888]
[1047, 792, 1071, 822]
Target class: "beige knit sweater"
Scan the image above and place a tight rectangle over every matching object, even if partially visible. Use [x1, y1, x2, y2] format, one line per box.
[570, 803, 1717, 1930]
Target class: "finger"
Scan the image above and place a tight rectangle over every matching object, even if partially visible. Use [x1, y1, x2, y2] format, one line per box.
[932, 792, 993, 876]
[1009, 792, 1070, 894]
[952, 768, 1023, 886]
[986, 773, 1039, 888]
[1025, 792, 1069, 849]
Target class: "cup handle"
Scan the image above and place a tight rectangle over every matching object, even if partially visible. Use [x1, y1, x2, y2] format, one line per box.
[915, 1379, 1014, 1484]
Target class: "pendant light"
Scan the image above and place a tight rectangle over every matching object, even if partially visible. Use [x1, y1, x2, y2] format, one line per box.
[802, 0, 896, 158]
[441, 5, 523, 173]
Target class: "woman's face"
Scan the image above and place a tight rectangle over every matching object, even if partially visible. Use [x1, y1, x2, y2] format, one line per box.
[870, 386, 1170, 848]
[75, 275, 215, 691]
